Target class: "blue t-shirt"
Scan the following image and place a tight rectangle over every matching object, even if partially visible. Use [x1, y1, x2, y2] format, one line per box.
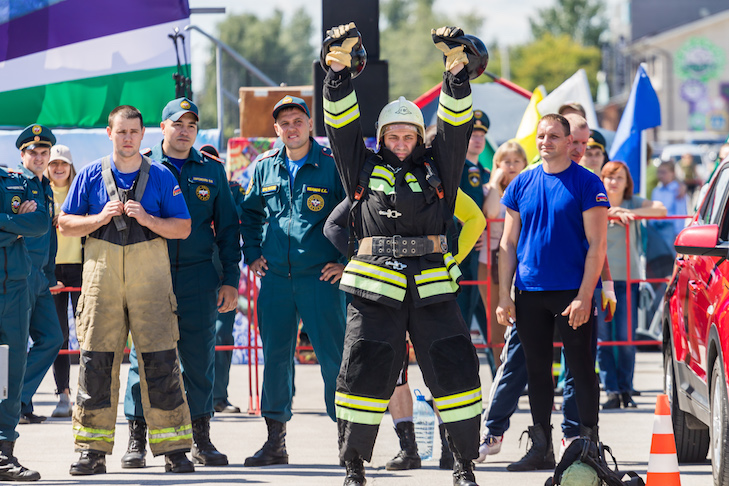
[62, 155, 190, 220]
[167, 156, 187, 173]
[501, 162, 609, 291]
[286, 153, 308, 181]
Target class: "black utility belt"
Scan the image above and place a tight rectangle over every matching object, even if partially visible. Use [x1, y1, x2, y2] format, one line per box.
[358, 235, 447, 258]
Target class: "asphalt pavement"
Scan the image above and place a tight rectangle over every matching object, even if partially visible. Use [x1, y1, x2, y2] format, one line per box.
[13, 350, 712, 485]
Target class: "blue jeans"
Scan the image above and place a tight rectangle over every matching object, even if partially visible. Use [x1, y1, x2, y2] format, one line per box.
[597, 281, 639, 394]
[483, 325, 527, 436]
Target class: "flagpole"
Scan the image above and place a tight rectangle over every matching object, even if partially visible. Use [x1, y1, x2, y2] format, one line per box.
[640, 130, 647, 198]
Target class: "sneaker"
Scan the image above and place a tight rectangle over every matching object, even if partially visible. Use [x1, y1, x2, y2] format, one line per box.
[475, 434, 503, 463]
[18, 413, 47, 424]
[558, 436, 577, 462]
[52, 394, 73, 418]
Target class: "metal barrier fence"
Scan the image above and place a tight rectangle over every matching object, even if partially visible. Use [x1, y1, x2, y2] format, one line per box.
[48, 214, 692, 413]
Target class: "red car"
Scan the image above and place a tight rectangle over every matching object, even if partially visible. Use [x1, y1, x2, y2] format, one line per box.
[664, 161, 729, 485]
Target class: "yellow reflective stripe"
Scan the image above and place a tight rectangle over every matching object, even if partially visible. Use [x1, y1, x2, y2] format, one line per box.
[438, 400, 482, 423]
[434, 388, 482, 410]
[148, 424, 192, 444]
[371, 166, 395, 185]
[416, 279, 459, 299]
[324, 104, 361, 128]
[336, 405, 384, 425]
[341, 273, 407, 301]
[404, 173, 422, 192]
[443, 252, 462, 280]
[414, 267, 451, 284]
[346, 260, 407, 287]
[335, 392, 389, 412]
[73, 425, 115, 442]
[369, 178, 395, 195]
[323, 91, 358, 115]
[439, 91, 473, 113]
[444, 252, 456, 267]
[438, 104, 474, 126]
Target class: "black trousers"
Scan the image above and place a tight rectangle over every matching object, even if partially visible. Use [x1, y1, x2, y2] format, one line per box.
[52, 263, 82, 393]
[514, 289, 599, 434]
[337, 295, 481, 462]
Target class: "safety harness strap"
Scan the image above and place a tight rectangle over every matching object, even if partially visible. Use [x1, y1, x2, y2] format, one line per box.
[100, 156, 126, 232]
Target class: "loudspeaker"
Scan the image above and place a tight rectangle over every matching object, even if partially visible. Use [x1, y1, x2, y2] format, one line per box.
[322, 0, 380, 60]
[312, 60, 389, 138]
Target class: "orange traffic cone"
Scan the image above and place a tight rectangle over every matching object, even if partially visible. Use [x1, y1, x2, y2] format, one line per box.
[646, 393, 681, 486]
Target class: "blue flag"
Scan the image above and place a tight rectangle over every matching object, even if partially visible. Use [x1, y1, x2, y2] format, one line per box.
[608, 65, 661, 193]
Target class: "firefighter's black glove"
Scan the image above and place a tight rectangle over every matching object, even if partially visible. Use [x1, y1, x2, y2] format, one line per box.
[323, 22, 360, 68]
[431, 26, 469, 71]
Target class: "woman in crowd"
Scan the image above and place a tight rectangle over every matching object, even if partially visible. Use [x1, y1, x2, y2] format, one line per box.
[45, 145, 81, 417]
[598, 161, 666, 409]
[480, 141, 528, 367]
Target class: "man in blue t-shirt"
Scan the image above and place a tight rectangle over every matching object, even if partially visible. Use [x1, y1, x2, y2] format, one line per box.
[496, 113, 609, 472]
[58, 105, 196, 476]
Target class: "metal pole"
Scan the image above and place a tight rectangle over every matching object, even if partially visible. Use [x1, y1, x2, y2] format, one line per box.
[216, 45, 224, 150]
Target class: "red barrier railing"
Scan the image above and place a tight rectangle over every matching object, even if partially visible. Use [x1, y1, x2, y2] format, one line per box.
[50, 214, 692, 411]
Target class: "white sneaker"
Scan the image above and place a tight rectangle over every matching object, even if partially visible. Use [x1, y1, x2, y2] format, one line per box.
[51, 393, 73, 418]
[475, 434, 503, 463]
[558, 436, 577, 462]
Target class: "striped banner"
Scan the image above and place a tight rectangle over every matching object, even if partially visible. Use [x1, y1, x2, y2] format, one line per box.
[0, 0, 190, 127]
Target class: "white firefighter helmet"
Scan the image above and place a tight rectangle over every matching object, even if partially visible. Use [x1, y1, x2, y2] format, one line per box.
[375, 96, 426, 144]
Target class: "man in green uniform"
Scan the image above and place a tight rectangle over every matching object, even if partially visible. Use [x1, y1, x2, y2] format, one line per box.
[240, 96, 347, 467]
[15, 126, 64, 424]
[0, 164, 48, 481]
[122, 98, 240, 468]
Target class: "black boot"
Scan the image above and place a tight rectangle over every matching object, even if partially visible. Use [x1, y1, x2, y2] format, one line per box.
[385, 421, 421, 470]
[506, 424, 555, 472]
[244, 417, 289, 466]
[439, 423, 454, 470]
[579, 425, 599, 444]
[121, 420, 147, 468]
[453, 454, 478, 486]
[343, 454, 366, 486]
[69, 450, 106, 476]
[165, 451, 195, 473]
[191, 416, 228, 466]
[0, 441, 40, 481]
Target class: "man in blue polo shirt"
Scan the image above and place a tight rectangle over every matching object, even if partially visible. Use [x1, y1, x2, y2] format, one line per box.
[59, 105, 195, 476]
[496, 113, 608, 472]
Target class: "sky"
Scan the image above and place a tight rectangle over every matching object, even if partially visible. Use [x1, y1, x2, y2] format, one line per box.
[186, 0, 624, 91]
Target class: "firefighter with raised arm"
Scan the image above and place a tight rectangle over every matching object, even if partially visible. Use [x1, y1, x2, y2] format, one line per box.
[322, 23, 487, 486]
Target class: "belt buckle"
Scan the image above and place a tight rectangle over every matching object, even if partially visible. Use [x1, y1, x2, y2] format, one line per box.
[392, 235, 403, 258]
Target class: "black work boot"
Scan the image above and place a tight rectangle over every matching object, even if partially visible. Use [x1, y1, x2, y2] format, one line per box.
[69, 450, 106, 476]
[165, 451, 195, 473]
[385, 421, 421, 470]
[121, 420, 147, 468]
[506, 424, 555, 472]
[579, 425, 599, 444]
[439, 423, 454, 470]
[452, 454, 478, 486]
[191, 416, 228, 466]
[244, 417, 289, 466]
[0, 441, 40, 481]
[343, 454, 366, 486]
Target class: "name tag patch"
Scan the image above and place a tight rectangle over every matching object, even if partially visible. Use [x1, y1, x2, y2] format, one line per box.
[305, 185, 329, 194]
[190, 177, 214, 185]
[261, 185, 278, 194]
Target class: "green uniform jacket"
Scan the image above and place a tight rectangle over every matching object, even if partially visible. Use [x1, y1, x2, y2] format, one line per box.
[17, 165, 55, 286]
[146, 143, 241, 288]
[240, 139, 346, 277]
[0, 167, 48, 284]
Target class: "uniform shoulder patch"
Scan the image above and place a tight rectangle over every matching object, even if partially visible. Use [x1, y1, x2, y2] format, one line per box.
[258, 148, 280, 161]
[201, 151, 225, 164]
[141, 148, 152, 156]
[320, 146, 333, 157]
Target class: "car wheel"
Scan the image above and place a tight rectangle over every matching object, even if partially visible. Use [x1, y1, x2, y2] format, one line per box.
[664, 345, 710, 462]
[711, 359, 729, 485]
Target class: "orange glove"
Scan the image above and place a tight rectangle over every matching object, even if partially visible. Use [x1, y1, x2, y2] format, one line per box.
[601, 280, 617, 322]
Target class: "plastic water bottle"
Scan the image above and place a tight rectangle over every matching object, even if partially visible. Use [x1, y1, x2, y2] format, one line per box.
[412, 389, 436, 461]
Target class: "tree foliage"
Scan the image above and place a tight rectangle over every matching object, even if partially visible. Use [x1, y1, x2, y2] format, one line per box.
[529, 0, 608, 47]
[509, 34, 601, 95]
[379, 0, 484, 101]
[198, 9, 315, 137]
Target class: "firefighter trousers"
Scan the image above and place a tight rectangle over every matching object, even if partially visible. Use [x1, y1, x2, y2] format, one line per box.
[336, 295, 482, 463]
[72, 237, 191, 456]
